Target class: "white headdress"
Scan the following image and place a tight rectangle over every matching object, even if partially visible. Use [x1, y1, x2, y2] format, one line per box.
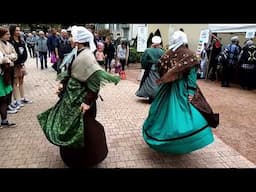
[71, 26, 96, 52]
[169, 30, 188, 51]
[152, 36, 162, 44]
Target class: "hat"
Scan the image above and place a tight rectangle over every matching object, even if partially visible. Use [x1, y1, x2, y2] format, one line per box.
[71, 26, 96, 52]
[152, 36, 161, 44]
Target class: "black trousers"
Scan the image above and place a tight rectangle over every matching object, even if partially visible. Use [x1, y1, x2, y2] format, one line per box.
[0, 94, 10, 121]
[105, 58, 112, 71]
[120, 59, 126, 71]
[39, 51, 48, 69]
[7, 67, 15, 105]
[208, 63, 218, 80]
[27, 45, 35, 57]
[221, 64, 234, 86]
[240, 68, 255, 89]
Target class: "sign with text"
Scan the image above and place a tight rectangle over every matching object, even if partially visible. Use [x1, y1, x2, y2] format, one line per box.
[137, 26, 148, 52]
[196, 29, 210, 56]
[245, 31, 255, 39]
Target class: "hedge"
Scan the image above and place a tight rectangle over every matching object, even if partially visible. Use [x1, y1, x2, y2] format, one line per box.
[128, 47, 143, 63]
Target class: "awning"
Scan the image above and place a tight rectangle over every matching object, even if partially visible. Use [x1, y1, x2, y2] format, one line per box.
[208, 24, 256, 33]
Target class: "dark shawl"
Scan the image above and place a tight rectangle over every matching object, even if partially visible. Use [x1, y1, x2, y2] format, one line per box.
[157, 46, 199, 84]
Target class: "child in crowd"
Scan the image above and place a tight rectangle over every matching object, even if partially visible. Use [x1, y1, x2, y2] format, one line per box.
[95, 42, 105, 66]
[114, 58, 122, 74]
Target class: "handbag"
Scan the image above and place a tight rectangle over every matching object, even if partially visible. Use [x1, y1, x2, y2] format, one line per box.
[119, 70, 126, 80]
[190, 86, 219, 128]
[50, 52, 57, 63]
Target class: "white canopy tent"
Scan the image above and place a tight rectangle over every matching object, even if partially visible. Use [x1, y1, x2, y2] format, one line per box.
[208, 24, 256, 33]
[205, 24, 256, 82]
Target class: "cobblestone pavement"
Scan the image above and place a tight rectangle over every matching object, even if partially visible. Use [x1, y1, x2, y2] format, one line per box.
[0, 58, 255, 168]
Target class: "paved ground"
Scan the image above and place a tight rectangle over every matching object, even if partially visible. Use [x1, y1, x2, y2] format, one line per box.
[0, 58, 255, 168]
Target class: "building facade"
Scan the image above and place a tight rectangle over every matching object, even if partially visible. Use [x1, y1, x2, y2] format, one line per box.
[95, 24, 212, 52]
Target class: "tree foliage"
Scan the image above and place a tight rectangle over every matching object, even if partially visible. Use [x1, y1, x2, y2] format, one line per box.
[19, 24, 62, 33]
[98, 29, 111, 39]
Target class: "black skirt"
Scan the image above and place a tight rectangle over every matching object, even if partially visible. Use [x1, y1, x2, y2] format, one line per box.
[59, 102, 108, 168]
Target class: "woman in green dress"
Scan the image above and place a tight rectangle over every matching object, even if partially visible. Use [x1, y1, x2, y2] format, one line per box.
[143, 30, 215, 154]
[135, 36, 164, 103]
[0, 27, 17, 128]
[37, 26, 120, 167]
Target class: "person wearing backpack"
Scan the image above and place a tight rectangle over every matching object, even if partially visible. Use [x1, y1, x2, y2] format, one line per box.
[221, 36, 240, 87]
[238, 40, 256, 90]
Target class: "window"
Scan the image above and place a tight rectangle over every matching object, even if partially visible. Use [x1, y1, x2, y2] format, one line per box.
[123, 29, 129, 39]
[116, 24, 121, 31]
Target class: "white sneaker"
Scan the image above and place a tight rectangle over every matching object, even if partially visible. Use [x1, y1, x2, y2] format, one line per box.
[16, 100, 25, 107]
[8, 104, 19, 111]
[7, 109, 18, 114]
[21, 98, 33, 104]
[11, 101, 23, 109]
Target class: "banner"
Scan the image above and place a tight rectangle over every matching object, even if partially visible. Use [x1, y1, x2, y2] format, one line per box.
[137, 26, 148, 52]
[245, 31, 255, 39]
[196, 29, 210, 56]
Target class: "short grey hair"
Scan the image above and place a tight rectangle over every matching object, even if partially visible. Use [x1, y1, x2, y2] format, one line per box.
[39, 31, 44, 35]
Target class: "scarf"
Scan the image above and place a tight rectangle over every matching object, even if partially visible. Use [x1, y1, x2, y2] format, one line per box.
[157, 46, 199, 84]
